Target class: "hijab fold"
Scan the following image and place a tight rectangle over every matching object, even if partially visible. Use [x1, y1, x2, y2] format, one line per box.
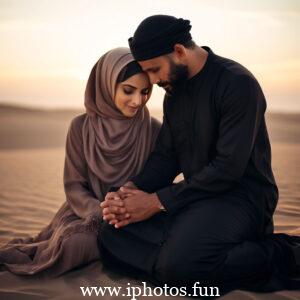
[0, 48, 161, 277]
[81, 47, 155, 199]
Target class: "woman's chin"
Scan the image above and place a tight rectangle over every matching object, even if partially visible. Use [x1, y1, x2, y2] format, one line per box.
[123, 107, 139, 117]
[123, 110, 137, 118]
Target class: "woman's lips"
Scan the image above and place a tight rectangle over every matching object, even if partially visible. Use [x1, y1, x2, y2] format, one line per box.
[128, 106, 139, 111]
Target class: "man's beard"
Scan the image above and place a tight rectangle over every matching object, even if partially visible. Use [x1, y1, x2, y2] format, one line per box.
[158, 60, 189, 95]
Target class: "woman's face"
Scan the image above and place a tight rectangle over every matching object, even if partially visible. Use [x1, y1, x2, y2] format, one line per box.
[115, 72, 151, 117]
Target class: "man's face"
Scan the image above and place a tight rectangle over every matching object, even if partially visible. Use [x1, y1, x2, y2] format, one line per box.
[138, 54, 189, 94]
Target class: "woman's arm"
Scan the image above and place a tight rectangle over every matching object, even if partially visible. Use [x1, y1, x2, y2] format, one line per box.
[63, 115, 102, 220]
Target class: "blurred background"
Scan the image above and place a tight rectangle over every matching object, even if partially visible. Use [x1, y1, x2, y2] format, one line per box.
[0, 0, 299, 245]
[0, 0, 299, 111]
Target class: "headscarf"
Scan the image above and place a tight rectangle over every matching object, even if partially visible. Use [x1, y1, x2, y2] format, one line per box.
[82, 47, 155, 199]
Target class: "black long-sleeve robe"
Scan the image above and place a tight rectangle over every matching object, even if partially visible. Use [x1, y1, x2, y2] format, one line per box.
[99, 47, 284, 283]
[132, 46, 278, 232]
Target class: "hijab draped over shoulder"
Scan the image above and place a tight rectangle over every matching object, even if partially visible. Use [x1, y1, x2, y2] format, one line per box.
[64, 47, 161, 223]
[0, 48, 161, 276]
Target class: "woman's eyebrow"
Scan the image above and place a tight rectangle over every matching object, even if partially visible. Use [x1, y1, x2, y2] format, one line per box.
[122, 84, 137, 89]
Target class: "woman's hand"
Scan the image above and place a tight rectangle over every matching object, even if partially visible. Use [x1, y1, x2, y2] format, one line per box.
[100, 188, 134, 224]
[101, 187, 162, 228]
[122, 181, 137, 189]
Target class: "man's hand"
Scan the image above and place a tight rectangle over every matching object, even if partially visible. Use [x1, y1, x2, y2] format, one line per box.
[112, 187, 162, 228]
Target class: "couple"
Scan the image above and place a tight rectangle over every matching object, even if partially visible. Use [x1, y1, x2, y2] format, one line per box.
[1, 15, 299, 295]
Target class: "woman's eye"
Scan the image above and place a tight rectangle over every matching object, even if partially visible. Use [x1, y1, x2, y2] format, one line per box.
[123, 88, 133, 95]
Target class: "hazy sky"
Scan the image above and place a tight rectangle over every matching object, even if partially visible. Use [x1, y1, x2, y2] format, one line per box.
[0, 0, 299, 112]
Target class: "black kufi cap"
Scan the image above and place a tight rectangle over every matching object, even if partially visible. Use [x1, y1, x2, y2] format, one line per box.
[128, 15, 192, 61]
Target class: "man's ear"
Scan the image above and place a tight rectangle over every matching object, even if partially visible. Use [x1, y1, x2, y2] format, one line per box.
[173, 44, 187, 61]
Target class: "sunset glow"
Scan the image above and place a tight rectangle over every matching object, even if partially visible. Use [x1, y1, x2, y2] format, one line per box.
[0, 0, 299, 112]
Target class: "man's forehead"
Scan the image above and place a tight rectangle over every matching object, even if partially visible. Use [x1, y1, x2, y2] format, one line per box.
[138, 56, 164, 71]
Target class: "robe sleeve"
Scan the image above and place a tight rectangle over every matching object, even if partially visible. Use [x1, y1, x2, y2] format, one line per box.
[156, 75, 267, 212]
[131, 107, 181, 193]
[63, 115, 102, 220]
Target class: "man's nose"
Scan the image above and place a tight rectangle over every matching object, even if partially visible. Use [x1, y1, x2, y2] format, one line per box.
[148, 73, 159, 85]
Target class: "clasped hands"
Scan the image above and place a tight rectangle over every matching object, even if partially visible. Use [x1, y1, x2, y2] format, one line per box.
[100, 182, 162, 228]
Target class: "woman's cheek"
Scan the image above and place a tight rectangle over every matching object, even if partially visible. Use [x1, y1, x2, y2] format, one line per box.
[121, 96, 130, 107]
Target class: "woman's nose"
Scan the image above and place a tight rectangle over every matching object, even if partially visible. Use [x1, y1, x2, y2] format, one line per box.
[132, 94, 142, 107]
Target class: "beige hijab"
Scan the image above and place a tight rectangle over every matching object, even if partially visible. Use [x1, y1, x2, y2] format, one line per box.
[82, 47, 155, 199]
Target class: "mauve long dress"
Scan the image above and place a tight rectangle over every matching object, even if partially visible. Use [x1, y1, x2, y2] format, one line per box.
[0, 113, 161, 277]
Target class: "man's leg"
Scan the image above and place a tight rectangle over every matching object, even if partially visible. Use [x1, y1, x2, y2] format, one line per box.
[98, 212, 167, 276]
[153, 191, 299, 294]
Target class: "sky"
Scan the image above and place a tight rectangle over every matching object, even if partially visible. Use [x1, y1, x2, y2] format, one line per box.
[0, 0, 299, 112]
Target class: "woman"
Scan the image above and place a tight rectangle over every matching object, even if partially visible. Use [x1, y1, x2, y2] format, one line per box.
[0, 47, 161, 277]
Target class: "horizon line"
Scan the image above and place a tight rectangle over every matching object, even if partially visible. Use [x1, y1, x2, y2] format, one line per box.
[0, 100, 300, 115]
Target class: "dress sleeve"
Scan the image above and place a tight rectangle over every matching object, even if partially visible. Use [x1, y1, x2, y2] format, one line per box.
[63, 115, 102, 220]
[156, 75, 267, 212]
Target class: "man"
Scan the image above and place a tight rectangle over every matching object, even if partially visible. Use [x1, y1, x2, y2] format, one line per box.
[98, 15, 299, 294]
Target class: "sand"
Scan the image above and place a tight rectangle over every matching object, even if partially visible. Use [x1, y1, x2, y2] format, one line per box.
[0, 104, 299, 299]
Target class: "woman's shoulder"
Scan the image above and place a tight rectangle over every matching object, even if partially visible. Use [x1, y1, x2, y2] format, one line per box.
[68, 113, 87, 138]
[69, 113, 87, 130]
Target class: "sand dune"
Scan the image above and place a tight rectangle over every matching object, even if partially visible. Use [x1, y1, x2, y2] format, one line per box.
[0, 104, 299, 299]
[0, 104, 300, 149]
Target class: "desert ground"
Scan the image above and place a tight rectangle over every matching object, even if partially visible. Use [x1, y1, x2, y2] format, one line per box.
[0, 104, 299, 299]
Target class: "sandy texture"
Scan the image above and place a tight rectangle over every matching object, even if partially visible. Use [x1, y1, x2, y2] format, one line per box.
[0, 105, 299, 299]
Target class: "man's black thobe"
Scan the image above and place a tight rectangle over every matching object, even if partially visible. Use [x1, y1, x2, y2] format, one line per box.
[98, 47, 299, 294]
